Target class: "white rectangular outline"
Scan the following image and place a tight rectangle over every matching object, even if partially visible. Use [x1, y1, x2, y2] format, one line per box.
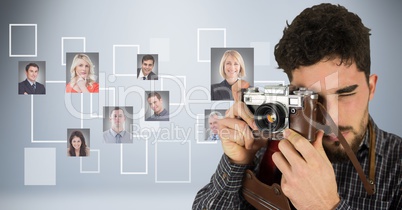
[30, 90, 64, 143]
[160, 75, 186, 106]
[120, 135, 149, 175]
[80, 149, 100, 173]
[46, 81, 66, 84]
[80, 94, 84, 128]
[61, 37, 86, 65]
[9, 24, 37, 57]
[90, 87, 116, 118]
[30, 82, 84, 143]
[196, 114, 218, 144]
[113, 45, 140, 76]
[155, 140, 191, 183]
[197, 28, 226, 62]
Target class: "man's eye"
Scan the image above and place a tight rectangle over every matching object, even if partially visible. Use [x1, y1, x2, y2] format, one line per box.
[339, 93, 356, 97]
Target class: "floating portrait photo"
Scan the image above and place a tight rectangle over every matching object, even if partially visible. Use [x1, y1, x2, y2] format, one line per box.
[210, 48, 254, 101]
[103, 106, 134, 143]
[18, 61, 46, 95]
[204, 109, 226, 141]
[67, 128, 90, 157]
[144, 91, 169, 121]
[137, 54, 159, 80]
[65, 52, 99, 93]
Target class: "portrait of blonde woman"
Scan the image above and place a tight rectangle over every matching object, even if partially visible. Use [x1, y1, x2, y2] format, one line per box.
[210, 48, 254, 101]
[66, 53, 99, 93]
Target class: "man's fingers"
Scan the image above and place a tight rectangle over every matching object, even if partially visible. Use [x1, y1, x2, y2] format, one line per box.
[232, 79, 250, 102]
[312, 130, 331, 164]
[225, 101, 257, 130]
[278, 139, 303, 167]
[283, 129, 319, 164]
[218, 118, 254, 149]
[219, 127, 245, 146]
[312, 130, 325, 151]
[272, 151, 291, 176]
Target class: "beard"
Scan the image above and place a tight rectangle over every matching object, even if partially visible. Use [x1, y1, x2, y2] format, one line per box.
[323, 128, 365, 163]
[322, 110, 369, 163]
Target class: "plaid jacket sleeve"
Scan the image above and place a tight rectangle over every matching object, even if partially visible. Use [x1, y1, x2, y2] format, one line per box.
[192, 154, 256, 210]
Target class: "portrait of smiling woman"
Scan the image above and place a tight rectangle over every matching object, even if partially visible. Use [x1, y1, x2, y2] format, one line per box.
[66, 53, 99, 93]
[67, 130, 90, 157]
[210, 48, 254, 101]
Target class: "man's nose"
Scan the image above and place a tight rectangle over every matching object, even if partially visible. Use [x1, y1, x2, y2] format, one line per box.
[324, 97, 339, 127]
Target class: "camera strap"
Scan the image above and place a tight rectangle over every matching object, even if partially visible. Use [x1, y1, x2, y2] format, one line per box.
[368, 119, 376, 192]
[316, 103, 376, 195]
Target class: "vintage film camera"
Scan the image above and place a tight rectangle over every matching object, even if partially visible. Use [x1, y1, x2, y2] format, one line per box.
[243, 84, 320, 141]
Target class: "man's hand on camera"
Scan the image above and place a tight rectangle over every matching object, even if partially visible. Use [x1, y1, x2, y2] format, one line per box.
[232, 79, 250, 101]
[219, 102, 265, 165]
[272, 129, 340, 209]
[216, 80, 267, 165]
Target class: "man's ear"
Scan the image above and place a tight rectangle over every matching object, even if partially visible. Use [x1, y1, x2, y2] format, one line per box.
[368, 74, 378, 101]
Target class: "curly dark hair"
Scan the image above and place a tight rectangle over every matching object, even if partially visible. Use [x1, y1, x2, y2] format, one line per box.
[274, 3, 371, 82]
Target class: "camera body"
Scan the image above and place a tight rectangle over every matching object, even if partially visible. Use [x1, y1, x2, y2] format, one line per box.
[244, 84, 319, 141]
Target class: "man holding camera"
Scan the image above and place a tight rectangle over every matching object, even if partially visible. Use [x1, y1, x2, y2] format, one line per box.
[193, 3, 401, 210]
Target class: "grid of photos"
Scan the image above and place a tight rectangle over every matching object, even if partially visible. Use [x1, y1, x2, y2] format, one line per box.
[16, 43, 256, 157]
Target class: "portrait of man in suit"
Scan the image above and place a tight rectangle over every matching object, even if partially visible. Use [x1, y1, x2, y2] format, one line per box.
[137, 54, 158, 80]
[18, 62, 46, 95]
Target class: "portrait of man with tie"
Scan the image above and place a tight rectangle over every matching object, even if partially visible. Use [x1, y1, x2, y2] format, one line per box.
[205, 110, 225, 141]
[137, 54, 158, 80]
[18, 61, 46, 95]
[103, 106, 133, 143]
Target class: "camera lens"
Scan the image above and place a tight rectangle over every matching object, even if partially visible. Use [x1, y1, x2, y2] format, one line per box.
[254, 103, 287, 133]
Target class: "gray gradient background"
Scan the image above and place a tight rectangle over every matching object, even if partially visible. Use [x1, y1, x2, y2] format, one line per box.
[1, 0, 401, 209]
